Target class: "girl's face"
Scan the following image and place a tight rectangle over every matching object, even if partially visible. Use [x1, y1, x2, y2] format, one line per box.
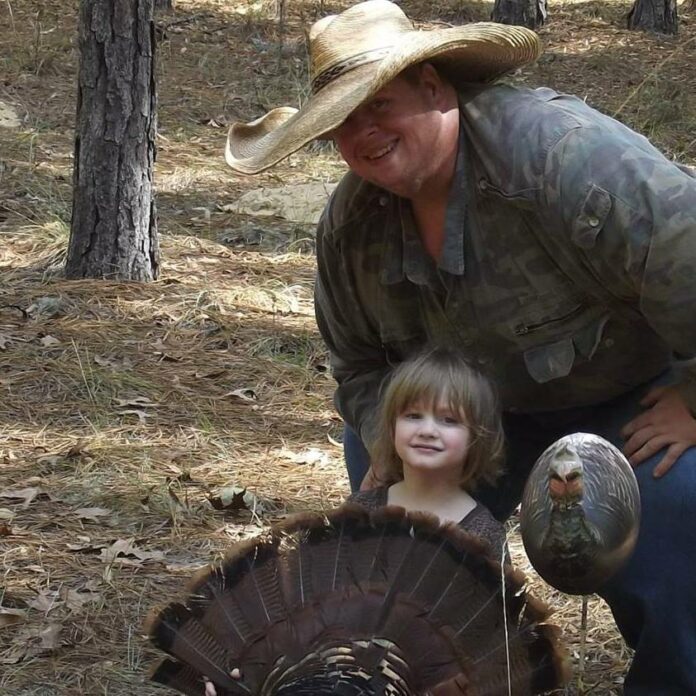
[394, 397, 471, 480]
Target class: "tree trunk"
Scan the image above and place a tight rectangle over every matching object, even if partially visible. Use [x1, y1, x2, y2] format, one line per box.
[491, 0, 547, 29]
[627, 0, 678, 33]
[67, 0, 159, 281]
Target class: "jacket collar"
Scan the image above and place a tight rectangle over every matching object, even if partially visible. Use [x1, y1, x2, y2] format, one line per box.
[379, 118, 469, 285]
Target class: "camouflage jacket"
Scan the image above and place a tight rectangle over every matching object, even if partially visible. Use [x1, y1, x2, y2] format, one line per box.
[314, 84, 696, 444]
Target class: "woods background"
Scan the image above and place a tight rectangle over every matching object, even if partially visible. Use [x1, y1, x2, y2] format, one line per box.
[0, 0, 694, 693]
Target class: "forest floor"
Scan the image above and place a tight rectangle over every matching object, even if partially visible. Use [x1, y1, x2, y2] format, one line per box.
[0, 0, 694, 693]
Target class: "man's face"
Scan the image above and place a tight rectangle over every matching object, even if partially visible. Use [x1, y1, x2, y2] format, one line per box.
[330, 67, 458, 199]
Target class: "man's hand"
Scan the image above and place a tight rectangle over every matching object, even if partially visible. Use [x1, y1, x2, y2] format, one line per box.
[621, 385, 696, 477]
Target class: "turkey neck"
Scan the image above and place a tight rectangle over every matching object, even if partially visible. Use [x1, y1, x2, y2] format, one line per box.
[542, 502, 598, 574]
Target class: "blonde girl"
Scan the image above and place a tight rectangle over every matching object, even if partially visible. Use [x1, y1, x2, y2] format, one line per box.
[349, 346, 506, 555]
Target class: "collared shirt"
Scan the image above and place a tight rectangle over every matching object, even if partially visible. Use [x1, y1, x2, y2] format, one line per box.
[314, 84, 696, 443]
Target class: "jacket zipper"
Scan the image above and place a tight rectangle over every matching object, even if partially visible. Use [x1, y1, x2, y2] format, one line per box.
[514, 303, 584, 336]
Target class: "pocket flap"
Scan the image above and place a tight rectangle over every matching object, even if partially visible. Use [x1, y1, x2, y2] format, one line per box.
[524, 338, 575, 383]
[572, 184, 611, 249]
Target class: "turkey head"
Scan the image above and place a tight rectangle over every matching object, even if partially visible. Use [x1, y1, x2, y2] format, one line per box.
[146, 505, 568, 695]
[520, 433, 641, 595]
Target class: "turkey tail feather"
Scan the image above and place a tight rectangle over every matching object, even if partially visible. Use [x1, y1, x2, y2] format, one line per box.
[146, 505, 568, 696]
[145, 603, 249, 692]
[150, 658, 206, 696]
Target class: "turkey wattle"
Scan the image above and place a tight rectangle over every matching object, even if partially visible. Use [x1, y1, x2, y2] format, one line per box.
[520, 433, 641, 595]
[146, 505, 568, 695]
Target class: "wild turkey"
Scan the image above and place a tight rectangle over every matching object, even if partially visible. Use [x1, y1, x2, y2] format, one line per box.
[146, 505, 568, 695]
[519, 433, 641, 595]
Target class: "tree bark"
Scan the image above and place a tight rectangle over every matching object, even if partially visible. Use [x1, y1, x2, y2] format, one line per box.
[627, 0, 678, 34]
[67, 0, 159, 281]
[491, 0, 547, 29]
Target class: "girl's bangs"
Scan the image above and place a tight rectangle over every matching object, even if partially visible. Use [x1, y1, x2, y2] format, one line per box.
[392, 364, 466, 415]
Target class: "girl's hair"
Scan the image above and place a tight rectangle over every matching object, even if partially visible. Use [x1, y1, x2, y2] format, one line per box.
[370, 346, 504, 489]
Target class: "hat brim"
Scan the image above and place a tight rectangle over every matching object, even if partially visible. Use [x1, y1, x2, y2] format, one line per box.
[226, 23, 541, 174]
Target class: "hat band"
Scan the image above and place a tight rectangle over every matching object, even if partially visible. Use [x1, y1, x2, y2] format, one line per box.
[311, 47, 392, 93]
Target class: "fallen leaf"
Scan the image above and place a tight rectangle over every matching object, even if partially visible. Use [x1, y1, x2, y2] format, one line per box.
[208, 486, 248, 511]
[99, 538, 164, 564]
[65, 441, 89, 458]
[94, 354, 133, 370]
[165, 559, 207, 573]
[277, 447, 329, 466]
[73, 507, 112, 522]
[39, 335, 61, 348]
[223, 388, 257, 402]
[59, 587, 101, 610]
[0, 487, 41, 508]
[113, 396, 157, 408]
[0, 508, 15, 520]
[100, 538, 136, 564]
[39, 622, 63, 649]
[117, 409, 149, 423]
[130, 547, 166, 563]
[208, 486, 267, 514]
[0, 522, 11, 536]
[27, 589, 60, 613]
[67, 539, 107, 553]
[0, 608, 26, 629]
[35, 453, 63, 467]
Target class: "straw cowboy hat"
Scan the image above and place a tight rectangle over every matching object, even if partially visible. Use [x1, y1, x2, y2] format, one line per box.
[225, 0, 542, 174]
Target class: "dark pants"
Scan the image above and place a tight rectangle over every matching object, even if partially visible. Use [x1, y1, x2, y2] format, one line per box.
[343, 373, 696, 695]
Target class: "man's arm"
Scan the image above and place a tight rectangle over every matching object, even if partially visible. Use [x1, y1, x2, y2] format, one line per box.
[314, 194, 392, 482]
[547, 123, 696, 475]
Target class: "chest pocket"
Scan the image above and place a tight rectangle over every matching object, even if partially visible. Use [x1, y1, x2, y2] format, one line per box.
[470, 185, 615, 384]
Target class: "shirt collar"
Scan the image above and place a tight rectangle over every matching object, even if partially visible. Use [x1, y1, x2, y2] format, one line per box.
[379, 118, 468, 285]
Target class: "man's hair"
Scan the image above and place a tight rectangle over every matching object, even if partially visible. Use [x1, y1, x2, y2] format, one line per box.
[369, 346, 504, 489]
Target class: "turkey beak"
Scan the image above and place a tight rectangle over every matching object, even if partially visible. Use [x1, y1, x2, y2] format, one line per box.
[549, 460, 584, 501]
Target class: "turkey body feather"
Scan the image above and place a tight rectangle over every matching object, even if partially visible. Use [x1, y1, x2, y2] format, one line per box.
[146, 505, 568, 696]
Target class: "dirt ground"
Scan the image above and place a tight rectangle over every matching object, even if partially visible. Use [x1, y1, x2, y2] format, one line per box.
[0, 0, 694, 693]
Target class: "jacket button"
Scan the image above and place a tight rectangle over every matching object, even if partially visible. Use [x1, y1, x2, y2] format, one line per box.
[588, 216, 600, 227]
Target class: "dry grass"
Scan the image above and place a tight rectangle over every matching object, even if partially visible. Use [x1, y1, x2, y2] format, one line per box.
[0, 0, 694, 693]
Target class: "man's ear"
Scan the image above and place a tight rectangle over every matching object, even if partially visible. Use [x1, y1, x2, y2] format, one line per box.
[418, 62, 451, 106]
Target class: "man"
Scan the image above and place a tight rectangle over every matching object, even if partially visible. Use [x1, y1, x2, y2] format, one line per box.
[225, 1, 696, 693]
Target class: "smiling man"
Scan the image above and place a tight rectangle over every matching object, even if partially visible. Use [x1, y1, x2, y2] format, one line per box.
[224, 1, 696, 693]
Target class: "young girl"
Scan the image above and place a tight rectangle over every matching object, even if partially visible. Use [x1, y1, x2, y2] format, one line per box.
[195, 347, 505, 696]
[348, 346, 506, 558]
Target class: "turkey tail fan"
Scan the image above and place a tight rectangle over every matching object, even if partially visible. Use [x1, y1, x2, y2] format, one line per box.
[146, 505, 569, 696]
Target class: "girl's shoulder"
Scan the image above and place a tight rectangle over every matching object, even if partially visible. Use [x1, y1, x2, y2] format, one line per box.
[461, 503, 507, 559]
